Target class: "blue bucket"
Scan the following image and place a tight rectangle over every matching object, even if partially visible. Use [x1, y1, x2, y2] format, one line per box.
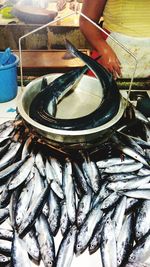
[0, 52, 19, 102]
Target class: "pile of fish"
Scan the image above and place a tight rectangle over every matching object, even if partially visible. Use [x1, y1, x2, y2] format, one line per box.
[0, 107, 150, 267]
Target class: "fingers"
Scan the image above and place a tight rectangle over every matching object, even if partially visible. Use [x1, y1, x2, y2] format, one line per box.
[99, 56, 122, 79]
[97, 44, 122, 79]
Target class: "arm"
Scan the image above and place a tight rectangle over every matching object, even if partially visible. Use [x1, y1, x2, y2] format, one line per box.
[79, 0, 121, 78]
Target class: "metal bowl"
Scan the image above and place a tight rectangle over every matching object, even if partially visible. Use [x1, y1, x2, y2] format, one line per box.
[17, 74, 126, 149]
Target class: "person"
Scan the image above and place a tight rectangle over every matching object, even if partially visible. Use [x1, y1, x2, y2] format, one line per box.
[79, 0, 150, 79]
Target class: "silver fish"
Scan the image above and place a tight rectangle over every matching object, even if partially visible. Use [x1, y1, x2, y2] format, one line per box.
[0, 228, 13, 241]
[81, 151, 101, 193]
[107, 175, 150, 192]
[72, 161, 89, 194]
[100, 215, 117, 267]
[75, 201, 103, 255]
[35, 151, 46, 177]
[128, 230, 150, 264]
[0, 253, 10, 263]
[0, 141, 21, 171]
[111, 134, 149, 167]
[22, 229, 40, 262]
[60, 201, 70, 236]
[50, 180, 64, 200]
[0, 239, 12, 254]
[0, 157, 27, 182]
[50, 156, 63, 186]
[104, 162, 143, 174]
[21, 136, 33, 160]
[112, 196, 127, 240]
[35, 214, 55, 267]
[92, 180, 111, 207]
[76, 188, 92, 227]
[63, 158, 76, 224]
[48, 189, 61, 236]
[11, 231, 32, 267]
[0, 120, 14, 139]
[0, 208, 9, 224]
[8, 156, 34, 191]
[15, 175, 35, 228]
[117, 214, 134, 267]
[55, 225, 77, 267]
[135, 200, 150, 241]
[100, 192, 120, 210]
[96, 157, 135, 169]
[18, 186, 49, 237]
[120, 189, 150, 200]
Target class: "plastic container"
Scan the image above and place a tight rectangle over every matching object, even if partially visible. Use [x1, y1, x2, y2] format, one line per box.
[0, 52, 19, 102]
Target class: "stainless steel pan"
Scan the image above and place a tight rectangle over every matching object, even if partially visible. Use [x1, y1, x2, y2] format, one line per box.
[17, 74, 126, 149]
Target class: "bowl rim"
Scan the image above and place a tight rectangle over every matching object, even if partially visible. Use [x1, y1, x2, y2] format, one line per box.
[17, 74, 126, 139]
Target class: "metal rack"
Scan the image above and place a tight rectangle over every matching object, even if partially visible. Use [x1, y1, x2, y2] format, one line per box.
[18, 8, 138, 104]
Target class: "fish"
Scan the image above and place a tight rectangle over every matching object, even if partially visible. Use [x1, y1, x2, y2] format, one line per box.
[76, 187, 92, 227]
[15, 176, 35, 228]
[48, 189, 61, 236]
[0, 253, 11, 263]
[75, 201, 103, 255]
[120, 189, 150, 200]
[18, 186, 50, 237]
[35, 151, 45, 177]
[0, 157, 27, 182]
[0, 141, 21, 171]
[0, 139, 11, 158]
[29, 64, 88, 126]
[88, 212, 112, 255]
[35, 213, 55, 266]
[111, 133, 150, 167]
[80, 151, 101, 193]
[117, 213, 134, 267]
[29, 39, 120, 130]
[63, 157, 76, 224]
[100, 215, 117, 267]
[60, 201, 70, 236]
[0, 239, 12, 254]
[134, 200, 150, 241]
[111, 196, 127, 240]
[22, 229, 40, 262]
[55, 225, 77, 267]
[72, 161, 89, 195]
[8, 156, 34, 191]
[0, 120, 14, 139]
[128, 229, 150, 264]
[107, 175, 150, 192]
[0, 208, 9, 224]
[49, 156, 63, 186]
[11, 231, 32, 267]
[96, 156, 135, 169]
[100, 191, 120, 210]
[104, 162, 143, 174]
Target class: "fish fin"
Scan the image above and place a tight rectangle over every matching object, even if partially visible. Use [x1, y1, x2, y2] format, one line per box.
[41, 77, 48, 91]
[65, 38, 78, 58]
[62, 50, 76, 60]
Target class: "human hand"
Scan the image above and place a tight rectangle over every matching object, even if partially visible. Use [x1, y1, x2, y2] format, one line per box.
[97, 42, 122, 79]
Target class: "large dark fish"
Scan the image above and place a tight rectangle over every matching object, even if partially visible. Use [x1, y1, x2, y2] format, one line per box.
[29, 39, 120, 130]
[29, 64, 88, 124]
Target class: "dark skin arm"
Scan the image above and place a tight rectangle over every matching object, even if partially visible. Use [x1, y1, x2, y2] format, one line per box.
[79, 0, 121, 78]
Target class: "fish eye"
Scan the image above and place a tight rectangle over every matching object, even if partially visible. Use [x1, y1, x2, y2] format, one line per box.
[117, 259, 121, 264]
